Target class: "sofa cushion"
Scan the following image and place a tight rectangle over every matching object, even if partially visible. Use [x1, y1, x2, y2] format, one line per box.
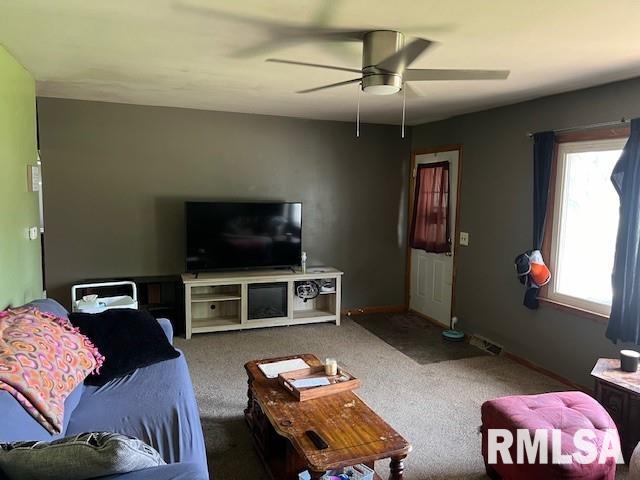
[69, 309, 180, 386]
[0, 300, 82, 442]
[98, 462, 209, 480]
[0, 432, 165, 480]
[0, 382, 84, 442]
[0, 318, 172, 443]
[22, 299, 69, 320]
[156, 318, 174, 345]
[0, 308, 104, 434]
[65, 351, 208, 476]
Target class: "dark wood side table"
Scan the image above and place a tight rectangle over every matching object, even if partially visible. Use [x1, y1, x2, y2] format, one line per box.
[245, 354, 412, 480]
[591, 358, 640, 461]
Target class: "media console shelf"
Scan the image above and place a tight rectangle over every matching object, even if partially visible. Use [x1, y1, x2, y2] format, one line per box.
[181, 267, 343, 338]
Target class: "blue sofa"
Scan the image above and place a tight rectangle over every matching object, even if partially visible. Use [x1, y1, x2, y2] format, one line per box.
[0, 299, 209, 480]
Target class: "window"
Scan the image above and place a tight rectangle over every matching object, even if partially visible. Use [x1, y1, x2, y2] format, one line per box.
[546, 137, 626, 316]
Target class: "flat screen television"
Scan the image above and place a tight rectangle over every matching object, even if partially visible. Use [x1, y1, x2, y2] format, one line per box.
[185, 201, 302, 272]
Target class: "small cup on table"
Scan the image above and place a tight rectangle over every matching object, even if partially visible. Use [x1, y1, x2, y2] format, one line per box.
[324, 358, 338, 376]
[620, 350, 640, 372]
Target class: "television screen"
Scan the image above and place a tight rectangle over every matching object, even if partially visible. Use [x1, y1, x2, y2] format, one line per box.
[185, 202, 302, 272]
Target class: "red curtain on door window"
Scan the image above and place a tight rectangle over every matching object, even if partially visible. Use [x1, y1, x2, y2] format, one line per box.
[410, 161, 450, 253]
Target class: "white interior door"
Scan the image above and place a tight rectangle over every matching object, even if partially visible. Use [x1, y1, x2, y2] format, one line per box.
[409, 150, 459, 327]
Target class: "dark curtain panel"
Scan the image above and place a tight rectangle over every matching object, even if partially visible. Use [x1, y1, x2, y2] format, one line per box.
[533, 131, 556, 250]
[523, 131, 556, 309]
[606, 118, 640, 344]
[410, 161, 450, 253]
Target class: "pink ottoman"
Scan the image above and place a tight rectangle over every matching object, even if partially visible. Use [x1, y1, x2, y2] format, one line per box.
[481, 391, 619, 480]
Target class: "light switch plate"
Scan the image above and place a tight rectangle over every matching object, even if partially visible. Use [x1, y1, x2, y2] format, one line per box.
[29, 227, 39, 240]
[459, 232, 469, 246]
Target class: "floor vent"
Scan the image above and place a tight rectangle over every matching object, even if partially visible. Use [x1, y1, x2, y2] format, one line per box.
[470, 335, 503, 356]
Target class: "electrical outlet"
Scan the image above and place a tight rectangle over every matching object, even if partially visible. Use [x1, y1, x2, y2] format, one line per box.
[459, 232, 469, 246]
[28, 227, 39, 240]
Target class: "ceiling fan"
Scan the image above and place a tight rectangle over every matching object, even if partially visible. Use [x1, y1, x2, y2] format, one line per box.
[267, 30, 510, 95]
[267, 30, 510, 136]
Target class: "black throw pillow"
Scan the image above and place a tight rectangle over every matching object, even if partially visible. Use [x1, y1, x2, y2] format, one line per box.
[69, 309, 180, 386]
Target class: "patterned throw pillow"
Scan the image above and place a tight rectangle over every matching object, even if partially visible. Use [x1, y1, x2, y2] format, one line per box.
[0, 432, 165, 480]
[0, 308, 104, 434]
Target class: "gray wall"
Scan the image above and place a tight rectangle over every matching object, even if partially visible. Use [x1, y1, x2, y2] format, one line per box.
[412, 77, 640, 387]
[38, 98, 410, 310]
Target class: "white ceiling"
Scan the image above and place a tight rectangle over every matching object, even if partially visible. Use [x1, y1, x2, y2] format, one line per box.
[1, 0, 640, 125]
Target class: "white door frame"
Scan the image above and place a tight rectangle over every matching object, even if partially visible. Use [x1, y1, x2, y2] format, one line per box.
[405, 145, 463, 323]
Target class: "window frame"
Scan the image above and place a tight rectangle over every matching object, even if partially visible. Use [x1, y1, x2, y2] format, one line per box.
[539, 127, 629, 321]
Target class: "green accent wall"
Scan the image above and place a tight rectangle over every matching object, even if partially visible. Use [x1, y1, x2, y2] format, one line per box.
[0, 45, 41, 307]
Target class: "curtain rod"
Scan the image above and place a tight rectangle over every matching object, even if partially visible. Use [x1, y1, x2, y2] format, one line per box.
[526, 117, 629, 138]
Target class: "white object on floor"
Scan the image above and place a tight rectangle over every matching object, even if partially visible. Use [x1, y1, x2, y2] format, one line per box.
[71, 281, 138, 313]
[258, 358, 310, 379]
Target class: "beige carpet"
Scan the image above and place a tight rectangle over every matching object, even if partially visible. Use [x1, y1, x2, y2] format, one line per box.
[175, 317, 628, 480]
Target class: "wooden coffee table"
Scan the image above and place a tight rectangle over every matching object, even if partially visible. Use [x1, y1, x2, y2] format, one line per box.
[245, 354, 411, 480]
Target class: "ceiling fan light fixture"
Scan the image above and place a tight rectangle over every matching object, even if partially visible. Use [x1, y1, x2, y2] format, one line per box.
[363, 84, 401, 95]
[361, 73, 403, 95]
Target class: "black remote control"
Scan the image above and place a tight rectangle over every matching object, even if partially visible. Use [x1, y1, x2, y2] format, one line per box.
[305, 430, 329, 450]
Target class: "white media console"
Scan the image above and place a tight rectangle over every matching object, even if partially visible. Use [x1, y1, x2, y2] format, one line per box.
[181, 267, 343, 338]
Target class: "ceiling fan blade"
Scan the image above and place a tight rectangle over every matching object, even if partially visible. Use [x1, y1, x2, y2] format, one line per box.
[404, 69, 511, 81]
[232, 32, 363, 59]
[298, 78, 362, 94]
[176, 4, 366, 40]
[403, 82, 423, 98]
[174, 3, 286, 28]
[175, 3, 366, 58]
[266, 58, 362, 74]
[377, 38, 434, 73]
[288, 28, 368, 41]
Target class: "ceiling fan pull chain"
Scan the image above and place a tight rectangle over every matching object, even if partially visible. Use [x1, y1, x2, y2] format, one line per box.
[356, 83, 361, 138]
[401, 85, 406, 138]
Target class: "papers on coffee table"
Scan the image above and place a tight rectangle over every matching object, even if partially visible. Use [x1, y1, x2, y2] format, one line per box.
[291, 377, 331, 389]
[258, 358, 310, 379]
